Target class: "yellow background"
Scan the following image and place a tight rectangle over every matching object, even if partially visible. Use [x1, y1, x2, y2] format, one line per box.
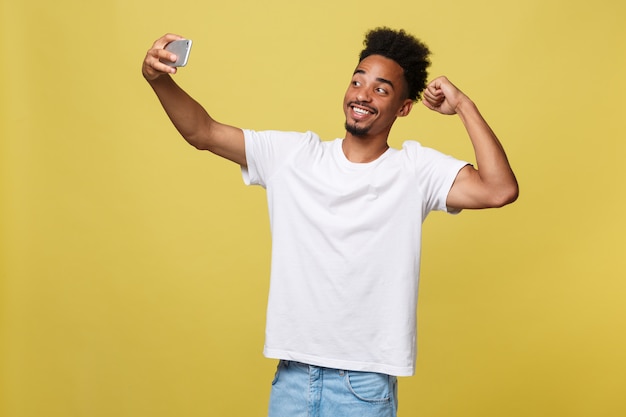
[1, 0, 625, 416]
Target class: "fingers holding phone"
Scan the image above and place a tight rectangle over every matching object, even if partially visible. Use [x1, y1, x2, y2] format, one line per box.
[161, 39, 192, 67]
[142, 34, 191, 81]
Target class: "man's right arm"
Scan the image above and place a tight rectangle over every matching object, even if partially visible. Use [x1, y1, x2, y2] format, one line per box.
[142, 34, 246, 166]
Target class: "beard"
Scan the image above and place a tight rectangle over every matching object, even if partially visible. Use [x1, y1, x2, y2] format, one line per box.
[344, 120, 371, 137]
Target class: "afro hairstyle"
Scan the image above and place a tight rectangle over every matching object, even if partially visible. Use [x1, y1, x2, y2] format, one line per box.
[359, 27, 431, 102]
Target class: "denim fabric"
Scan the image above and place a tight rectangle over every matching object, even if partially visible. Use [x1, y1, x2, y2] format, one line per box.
[268, 360, 398, 417]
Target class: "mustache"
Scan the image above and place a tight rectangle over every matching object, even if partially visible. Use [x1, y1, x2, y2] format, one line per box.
[349, 101, 377, 114]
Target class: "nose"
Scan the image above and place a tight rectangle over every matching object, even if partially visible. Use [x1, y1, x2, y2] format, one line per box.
[357, 89, 371, 102]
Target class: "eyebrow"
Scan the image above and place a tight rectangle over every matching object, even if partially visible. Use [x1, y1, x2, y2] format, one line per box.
[353, 69, 395, 90]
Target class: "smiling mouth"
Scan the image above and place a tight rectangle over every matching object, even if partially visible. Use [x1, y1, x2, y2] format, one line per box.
[350, 102, 377, 116]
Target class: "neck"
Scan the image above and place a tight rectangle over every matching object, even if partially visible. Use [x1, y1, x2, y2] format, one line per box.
[342, 134, 389, 163]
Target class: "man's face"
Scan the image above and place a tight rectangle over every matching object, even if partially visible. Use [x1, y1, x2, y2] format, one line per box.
[343, 54, 413, 139]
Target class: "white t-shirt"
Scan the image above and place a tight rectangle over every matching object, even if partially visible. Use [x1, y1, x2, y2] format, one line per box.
[242, 129, 468, 376]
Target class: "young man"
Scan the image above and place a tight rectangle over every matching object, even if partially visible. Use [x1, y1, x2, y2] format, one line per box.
[142, 28, 518, 417]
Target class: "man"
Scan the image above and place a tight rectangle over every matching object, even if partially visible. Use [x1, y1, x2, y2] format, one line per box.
[142, 27, 518, 417]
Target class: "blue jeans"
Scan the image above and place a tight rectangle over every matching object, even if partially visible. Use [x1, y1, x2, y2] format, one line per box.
[268, 360, 398, 417]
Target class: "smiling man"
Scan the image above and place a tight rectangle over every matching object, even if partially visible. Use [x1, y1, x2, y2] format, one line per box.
[142, 27, 518, 417]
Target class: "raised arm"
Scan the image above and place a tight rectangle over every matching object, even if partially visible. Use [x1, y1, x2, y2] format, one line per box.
[422, 76, 518, 210]
[142, 34, 246, 166]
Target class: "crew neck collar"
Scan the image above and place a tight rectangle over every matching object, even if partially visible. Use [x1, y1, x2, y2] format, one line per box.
[334, 138, 393, 168]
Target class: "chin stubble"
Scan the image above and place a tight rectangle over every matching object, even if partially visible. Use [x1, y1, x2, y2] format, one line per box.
[344, 121, 370, 137]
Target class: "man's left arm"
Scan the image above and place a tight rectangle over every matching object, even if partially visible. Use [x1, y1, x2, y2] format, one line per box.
[423, 76, 519, 210]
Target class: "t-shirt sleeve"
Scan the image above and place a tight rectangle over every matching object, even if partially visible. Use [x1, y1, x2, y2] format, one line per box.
[404, 141, 470, 215]
[241, 130, 312, 188]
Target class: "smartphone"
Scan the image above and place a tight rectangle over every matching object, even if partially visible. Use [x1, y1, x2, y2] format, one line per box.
[162, 39, 192, 67]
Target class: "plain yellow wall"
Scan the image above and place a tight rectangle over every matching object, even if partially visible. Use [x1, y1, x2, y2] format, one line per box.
[1, 0, 625, 416]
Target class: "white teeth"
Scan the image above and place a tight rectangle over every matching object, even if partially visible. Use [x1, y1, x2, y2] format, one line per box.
[353, 107, 369, 115]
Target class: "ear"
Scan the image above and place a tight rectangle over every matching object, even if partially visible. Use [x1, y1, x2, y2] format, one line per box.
[397, 99, 414, 117]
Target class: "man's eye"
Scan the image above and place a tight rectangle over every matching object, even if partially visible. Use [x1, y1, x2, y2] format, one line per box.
[376, 87, 387, 94]
[352, 80, 361, 86]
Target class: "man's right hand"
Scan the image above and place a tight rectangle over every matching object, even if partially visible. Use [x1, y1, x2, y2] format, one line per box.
[142, 33, 185, 81]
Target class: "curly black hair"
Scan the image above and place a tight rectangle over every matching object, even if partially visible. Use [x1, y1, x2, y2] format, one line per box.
[359, 27, 431, 102]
